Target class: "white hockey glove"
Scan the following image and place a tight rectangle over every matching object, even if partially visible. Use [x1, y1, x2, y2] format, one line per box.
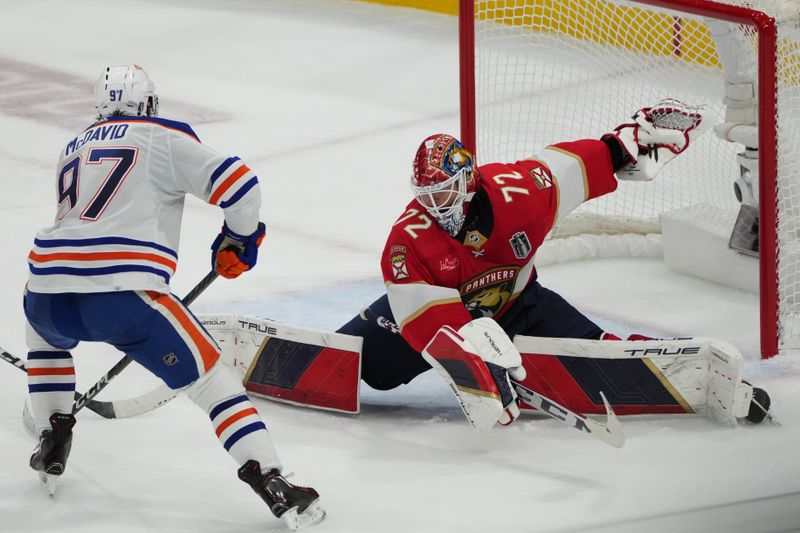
[458, 318, 528, 426]
[611, 98, 711, 181]
[422, 317, 527, 430]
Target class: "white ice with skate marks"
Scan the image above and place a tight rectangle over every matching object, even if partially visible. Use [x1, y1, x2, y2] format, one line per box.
[0, 0, 799, 532]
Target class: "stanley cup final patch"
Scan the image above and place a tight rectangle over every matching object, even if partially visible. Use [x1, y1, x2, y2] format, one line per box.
[509, 231, 532, 259]
[390, 244, 409, 280]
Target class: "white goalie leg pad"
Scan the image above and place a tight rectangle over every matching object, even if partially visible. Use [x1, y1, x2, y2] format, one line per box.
[198, 315, 248, 376]
[706, 339, 750, 425]
[199, 314, 362, 414]
[513, 335, 752, 426]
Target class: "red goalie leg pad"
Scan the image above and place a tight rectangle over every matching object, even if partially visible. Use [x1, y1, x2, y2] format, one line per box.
[424, 327, 501, 401]
[517, 352, 690, 416]
[244, 337, 360, 414]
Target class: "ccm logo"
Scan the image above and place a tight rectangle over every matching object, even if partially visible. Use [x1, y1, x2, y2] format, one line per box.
[237, 321, 278, 336]
[623, 346, 702, 357]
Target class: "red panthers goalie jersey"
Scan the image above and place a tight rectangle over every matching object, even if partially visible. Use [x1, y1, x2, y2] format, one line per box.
[381, 139, 618, 353]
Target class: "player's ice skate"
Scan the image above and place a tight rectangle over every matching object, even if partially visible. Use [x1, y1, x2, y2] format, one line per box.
[238, 460, 326, 530]
[29, 413, 75, 497]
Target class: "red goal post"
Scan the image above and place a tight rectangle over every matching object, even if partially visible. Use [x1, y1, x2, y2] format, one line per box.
[459, 0, 800, 359]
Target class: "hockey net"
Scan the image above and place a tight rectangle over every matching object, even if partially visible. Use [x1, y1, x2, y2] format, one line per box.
[459, 0, 800, 358]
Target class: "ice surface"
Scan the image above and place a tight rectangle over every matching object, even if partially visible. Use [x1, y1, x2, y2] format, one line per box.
[1, 1, 799, 532]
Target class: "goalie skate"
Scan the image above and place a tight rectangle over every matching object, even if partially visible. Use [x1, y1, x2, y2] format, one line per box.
[237, 460, 326, 530]
[29, 413, 76, 497]
[741, 383, 775, 425]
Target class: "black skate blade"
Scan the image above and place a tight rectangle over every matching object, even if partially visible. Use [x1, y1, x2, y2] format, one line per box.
[282, 500, 326, 530]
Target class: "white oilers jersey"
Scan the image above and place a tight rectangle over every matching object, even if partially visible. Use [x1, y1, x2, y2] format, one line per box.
[27, 116, 261, 294]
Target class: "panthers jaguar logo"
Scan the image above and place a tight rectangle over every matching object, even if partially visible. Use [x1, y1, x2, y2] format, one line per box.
[460, 267, 518, 317]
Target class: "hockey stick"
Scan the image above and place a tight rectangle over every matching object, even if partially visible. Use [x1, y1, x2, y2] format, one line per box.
[9, 270, 218, 423]
[360, 307, 625, 448]
[78, 383, 177, 419]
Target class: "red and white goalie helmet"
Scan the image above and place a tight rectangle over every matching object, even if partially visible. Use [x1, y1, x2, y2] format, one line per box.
[95, 65, 159, 119]
[411, 134, 476, 236]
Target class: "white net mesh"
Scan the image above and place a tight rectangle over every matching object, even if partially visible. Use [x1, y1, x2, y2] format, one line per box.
[469, 0, 800, 354]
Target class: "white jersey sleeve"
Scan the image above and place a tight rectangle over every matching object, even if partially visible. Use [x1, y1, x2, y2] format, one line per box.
[27, 116, 262, 294]
[169, 131, 261, 235]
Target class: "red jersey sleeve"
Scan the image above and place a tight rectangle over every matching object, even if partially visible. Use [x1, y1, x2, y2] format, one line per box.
[536, 139, 618, 224]
[381, 209, 473, 354]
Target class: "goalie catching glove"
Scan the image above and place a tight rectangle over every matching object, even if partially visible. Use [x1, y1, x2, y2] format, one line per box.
[607, 98, 711, 181]
[421, 317, 527, 430]
[211, 222, 266, 279]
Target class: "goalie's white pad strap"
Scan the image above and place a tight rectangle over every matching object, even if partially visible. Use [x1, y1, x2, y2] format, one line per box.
[421, 326, 504, 431]
[513, 335, 746, 426]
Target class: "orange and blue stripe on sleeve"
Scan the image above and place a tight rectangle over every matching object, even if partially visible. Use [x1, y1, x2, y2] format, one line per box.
[208, 394, 267, 451]
[208, 156, 259, 208]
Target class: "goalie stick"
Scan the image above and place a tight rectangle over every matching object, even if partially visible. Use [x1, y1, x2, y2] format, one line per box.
[360, 307, 625, 448]
[10, 271, 217, 424]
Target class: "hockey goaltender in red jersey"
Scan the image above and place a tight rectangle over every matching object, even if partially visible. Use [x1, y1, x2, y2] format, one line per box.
[338, 99, 771, 431]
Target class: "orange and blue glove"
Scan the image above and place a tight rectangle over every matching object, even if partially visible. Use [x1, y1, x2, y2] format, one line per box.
[210, 222, 266, 279]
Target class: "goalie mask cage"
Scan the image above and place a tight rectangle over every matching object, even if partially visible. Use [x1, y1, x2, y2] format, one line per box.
[458, 0, 800, 359]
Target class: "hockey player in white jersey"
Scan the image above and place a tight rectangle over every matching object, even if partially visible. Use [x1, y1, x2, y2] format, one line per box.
[24, 65, 324, 530]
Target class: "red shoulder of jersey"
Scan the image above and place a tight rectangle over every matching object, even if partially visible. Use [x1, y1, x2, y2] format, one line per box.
[381, 202, 473, 352]
[477, 159, 560, 244]
[544, 139, 618, 202]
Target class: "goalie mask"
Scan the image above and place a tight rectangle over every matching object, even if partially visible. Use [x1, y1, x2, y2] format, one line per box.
[95, 65, 159, 120]
[411, 134, 476, 236]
